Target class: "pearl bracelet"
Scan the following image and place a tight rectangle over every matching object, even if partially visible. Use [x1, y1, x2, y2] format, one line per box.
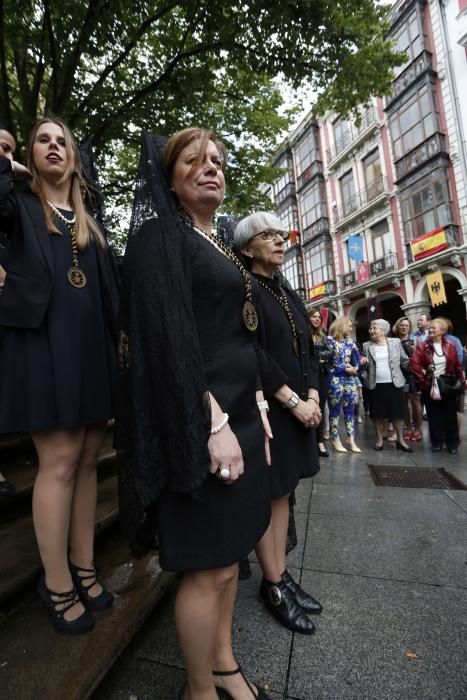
[211, 412, 229, 434]
[257, 400, 269, 411]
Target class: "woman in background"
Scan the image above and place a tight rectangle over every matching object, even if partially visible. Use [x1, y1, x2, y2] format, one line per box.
[392, 316, 422, 441]
[310, 309, 333, 457]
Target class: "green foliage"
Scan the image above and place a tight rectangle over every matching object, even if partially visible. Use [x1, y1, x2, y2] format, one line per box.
[0, 0, 404, 243]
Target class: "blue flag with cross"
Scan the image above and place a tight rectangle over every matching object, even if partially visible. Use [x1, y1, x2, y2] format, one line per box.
[347, 235, 364, 262]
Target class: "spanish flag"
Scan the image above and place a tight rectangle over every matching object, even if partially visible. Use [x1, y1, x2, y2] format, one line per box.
[289, 230, 299, 245]
[410, 228, 448, 260]
[309, 282, 326, 301]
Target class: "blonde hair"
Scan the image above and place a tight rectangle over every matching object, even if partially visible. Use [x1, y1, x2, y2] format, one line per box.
[27, 117, 105, 249]
[431, 317, 449, 334]
[163, 127, 227, 182]
[329, 316, 352, 341]
[392, 316, 412, 336]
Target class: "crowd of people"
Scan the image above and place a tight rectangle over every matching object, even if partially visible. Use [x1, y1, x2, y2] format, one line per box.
[1, 118, 466, 700]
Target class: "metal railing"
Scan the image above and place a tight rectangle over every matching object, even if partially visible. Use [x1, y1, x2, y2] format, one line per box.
[388, 51, 433, 105]
[296, 160, 323, 191]
[334, 175, 388, 224]
[395, 133, 446, 181]
[326, 107, 379, 163]
[339, 252, 398, 290]
[274, 181, 296, 205]
[302, 216, 330, 244]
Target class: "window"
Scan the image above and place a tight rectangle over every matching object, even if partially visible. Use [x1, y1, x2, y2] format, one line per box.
[304, 237, 333, 289]
[363, 149, 383, 198]
[282, 253, 302, 293]
[299, 181, 327, 231]
[294, 129, 320, 179]
[370, 219, 393, 259]
[339, 170, 357, 217]
[389, 85, 438, 160]
[272, 155, 293, 201]
[400, 168, 453, 240]
[333, 117, 351, 155]
[277, 202, 299, 250]
[393, 11, 425, 76]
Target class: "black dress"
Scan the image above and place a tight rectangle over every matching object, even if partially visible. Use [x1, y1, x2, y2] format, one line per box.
[0, 212, 115, 432]
[156, 235, 271, 571]
[254, 274, 319, 500]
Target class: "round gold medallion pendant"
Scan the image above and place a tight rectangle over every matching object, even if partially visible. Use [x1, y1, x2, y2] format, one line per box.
[67, 266, 87, 288]
[243, 301, 258, 332]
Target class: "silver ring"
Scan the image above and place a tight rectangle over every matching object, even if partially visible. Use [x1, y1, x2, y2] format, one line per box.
[216, 467, 231, 481]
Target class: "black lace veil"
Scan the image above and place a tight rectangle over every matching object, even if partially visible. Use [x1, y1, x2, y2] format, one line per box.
[116, 132, 211, 555]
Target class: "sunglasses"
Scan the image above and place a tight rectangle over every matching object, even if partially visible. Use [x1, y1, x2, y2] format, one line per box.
[252, 229, 289, 242]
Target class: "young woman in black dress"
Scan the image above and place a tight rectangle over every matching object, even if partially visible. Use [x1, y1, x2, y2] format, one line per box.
[0, 118, 118, 634]
[117, 129, 272, 700]
[234, 212, 322, 636]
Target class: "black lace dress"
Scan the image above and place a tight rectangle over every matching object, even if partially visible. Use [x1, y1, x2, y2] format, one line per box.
[0, 212, 115, 432]
[155, 233, 271, 571]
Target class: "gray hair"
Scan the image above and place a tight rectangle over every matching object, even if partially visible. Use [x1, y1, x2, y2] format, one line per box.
[234, 211, 287, 249]
[371, 318, 390, 336]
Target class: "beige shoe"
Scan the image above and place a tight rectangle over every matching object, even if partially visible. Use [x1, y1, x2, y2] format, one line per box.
[346, 439, 362, 453]
[331, 439, 347, 453]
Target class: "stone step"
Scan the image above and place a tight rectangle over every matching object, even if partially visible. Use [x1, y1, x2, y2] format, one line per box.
[0, 475, 119, 605]
[0, 531, 176, 700]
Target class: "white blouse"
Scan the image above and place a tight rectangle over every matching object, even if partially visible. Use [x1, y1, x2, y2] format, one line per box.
[432, 343, 447, 377]
[374, 343, 392, 383]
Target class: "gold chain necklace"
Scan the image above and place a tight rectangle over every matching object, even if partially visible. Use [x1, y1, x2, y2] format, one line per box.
[255, 277, 299, 357]
[47, 201, 87, 288]
[190, 223, 258, 332]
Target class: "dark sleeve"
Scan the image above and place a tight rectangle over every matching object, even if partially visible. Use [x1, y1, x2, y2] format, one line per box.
[0, 157, 16, 232]
[254, 295, 289, 396]
[409, 344, 426, 384]
[308, 335, 319, 391]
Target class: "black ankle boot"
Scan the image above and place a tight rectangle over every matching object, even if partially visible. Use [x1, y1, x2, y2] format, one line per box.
[260, 578, 315, 635]
[281, 570, 322, 615]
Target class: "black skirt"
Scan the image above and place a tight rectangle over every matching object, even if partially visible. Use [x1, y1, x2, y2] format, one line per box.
[368, 383, 404, 420]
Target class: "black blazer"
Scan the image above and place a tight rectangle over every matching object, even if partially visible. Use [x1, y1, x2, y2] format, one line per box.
[0, 157, 119, 337]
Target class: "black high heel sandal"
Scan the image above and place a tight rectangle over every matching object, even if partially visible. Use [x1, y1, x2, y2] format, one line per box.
[213, 666, 272, 699]
[69, 560, 114, 611]
[36, 575, 95, 635]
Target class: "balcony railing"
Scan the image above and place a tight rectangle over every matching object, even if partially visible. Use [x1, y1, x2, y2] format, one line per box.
[296, 160, 323, 191]
[388, 51, 434, 106]
[339, 252, 398, 290]
[394, 132, 447, 181]
[405, 225, 460, 263]
[302, 216, 330, 244]
[274, 181, 296, 206]
[326, 107, 379, 165]
[334, 175, 389, 225]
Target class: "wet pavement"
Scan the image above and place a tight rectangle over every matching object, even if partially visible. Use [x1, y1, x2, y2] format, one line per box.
[95, 416, 467, 700]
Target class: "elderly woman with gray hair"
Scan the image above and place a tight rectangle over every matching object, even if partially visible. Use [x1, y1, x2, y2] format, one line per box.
[234, 211, 322, 636]
[363, 319, 413, 452]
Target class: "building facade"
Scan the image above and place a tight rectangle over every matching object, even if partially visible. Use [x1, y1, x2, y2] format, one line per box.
[270, 0, 467, 344]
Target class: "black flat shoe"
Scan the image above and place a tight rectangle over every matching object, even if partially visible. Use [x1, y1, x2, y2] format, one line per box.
[318, 448, 329, 458]
[281, 569, 322, 614]
[396, 442, 413, 453]
[69, 560, 114, 611]
[260, 578, 315, 635]
[431, 445, 442, 452]
[213, 665, 272, 699]
[447, 447, 458, 454]
[36, 576, 95, 635]
[374, 444, 383, 451]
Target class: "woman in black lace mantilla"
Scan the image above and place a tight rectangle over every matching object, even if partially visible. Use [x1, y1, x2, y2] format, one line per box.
[116, 128, 272, 700]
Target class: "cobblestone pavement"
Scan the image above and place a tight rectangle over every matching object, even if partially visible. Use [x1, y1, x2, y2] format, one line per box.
[96, 415, 467, 700]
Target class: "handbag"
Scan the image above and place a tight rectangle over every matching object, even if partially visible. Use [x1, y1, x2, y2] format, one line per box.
[430, 376, 441, 401]
[437, 374, 462, 397]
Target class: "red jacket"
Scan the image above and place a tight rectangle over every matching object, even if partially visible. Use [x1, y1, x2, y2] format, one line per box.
[409, 337, 465, 392]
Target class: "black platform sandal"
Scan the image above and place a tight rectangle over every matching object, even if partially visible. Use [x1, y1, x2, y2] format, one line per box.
[69, 560, 114, 611]
[36, 575, 95, 635]
[213, 666, 272, 699]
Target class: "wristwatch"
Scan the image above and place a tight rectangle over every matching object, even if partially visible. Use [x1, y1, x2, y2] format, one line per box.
[282, 391, 299, 409]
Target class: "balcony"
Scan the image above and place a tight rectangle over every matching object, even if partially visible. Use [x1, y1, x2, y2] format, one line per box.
[302, 217, 330, 244]
[394, 132, 447, 182]
[406, 224, 460, 263]
[339, 252, 398, 290]
[308, 279, 336, 302]
[326, 107, 380, 168]
[386, 51, 434, 108]
[274, 181, 296, 206]
[296, 160, 323, 191]
[334, 175, 390, 227]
